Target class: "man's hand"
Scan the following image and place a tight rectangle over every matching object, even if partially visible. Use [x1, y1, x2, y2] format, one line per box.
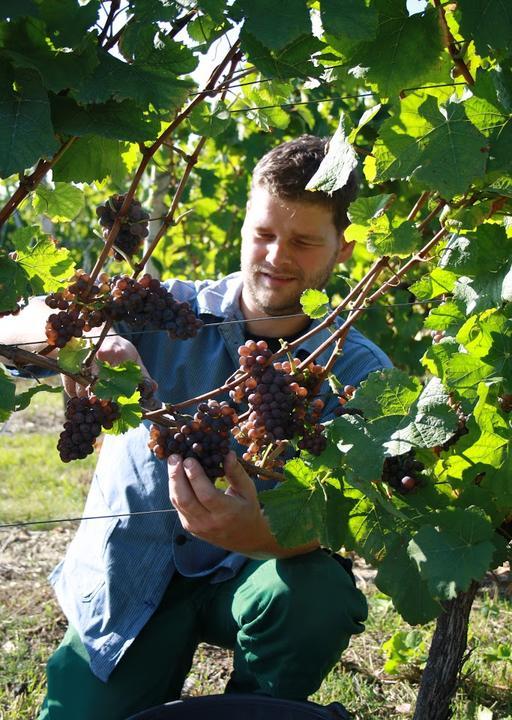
[62, 335, 155, 398]
[167, 451, 319, 559]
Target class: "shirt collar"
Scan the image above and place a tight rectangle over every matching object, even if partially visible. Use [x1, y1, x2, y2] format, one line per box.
[195, 271, 342, 365]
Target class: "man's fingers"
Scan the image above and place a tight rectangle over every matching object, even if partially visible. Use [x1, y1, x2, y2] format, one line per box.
[223, 451, 258, 500]
[182, 457, 224, 509]
[168, 454, 209, 516]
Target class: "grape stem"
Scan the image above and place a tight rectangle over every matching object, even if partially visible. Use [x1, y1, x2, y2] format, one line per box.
[0, 342, 91, 387]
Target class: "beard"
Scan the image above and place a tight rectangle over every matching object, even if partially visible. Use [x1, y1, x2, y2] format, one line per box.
[241, 249, 339, 318]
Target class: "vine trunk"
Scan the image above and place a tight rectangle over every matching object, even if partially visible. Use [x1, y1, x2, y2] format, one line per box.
[413, 581, 479, 720]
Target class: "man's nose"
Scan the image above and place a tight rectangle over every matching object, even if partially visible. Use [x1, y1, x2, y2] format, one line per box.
[265, 237, 289, 266]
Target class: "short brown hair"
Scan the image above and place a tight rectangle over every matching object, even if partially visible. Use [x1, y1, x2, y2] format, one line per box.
[250, 135, 358, 234]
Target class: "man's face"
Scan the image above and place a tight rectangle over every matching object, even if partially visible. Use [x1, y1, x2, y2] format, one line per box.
[240, 185, 351, 320]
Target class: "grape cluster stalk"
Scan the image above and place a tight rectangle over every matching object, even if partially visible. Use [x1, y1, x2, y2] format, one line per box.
[58, 396, 120, 462]
[96, 194, 150, 260]
[229, 340, 327, 466]
[148, 401, 238, 479]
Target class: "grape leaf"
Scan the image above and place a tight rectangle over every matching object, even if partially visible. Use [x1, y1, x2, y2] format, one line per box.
[410, 269, 458, 301]
[376, 541, 442, 624]
[240, 30, 324, 80]
[320, 0, 378, 43]
[366, 216, 421, 257]
[443, 353, 494, 398]
[3, 20, 99, 94]
[0, 66, 58, 178]
[457, 0, 512, 56]
[14, 383, 61, 412]
[423, 301, 465, 333]
[0, 0, 38, 20]
[370, 93, 488, 198]
[408, 507, 495, 599]
[342, 487, 403, 563]
[440, 225, 511, 277]
[326, 414, 385, 483]
[58, 338, 89, 375]
[258, 458, 350, 550]
[300, 289, 329, 319]
[51, 96, 160, 143]
[188, 101, 233, 137]
[52, 136, 127, 184]
[94, 360, 142, 402]
[37, 0, 99, 48]
[347, 368, 422, 420]
[237, 0, 311, 52]
[106, 391, 143, 435]
[0, 365, 16, 421]
[33, 183, 84, 222]
[306, 114, 358, 195]
[15, 235, 74, 295]
[354, 0, 444, 99]
[0, 254, 30, 313]
[345, 194, 394, 244]
[72, 49, 193, 110]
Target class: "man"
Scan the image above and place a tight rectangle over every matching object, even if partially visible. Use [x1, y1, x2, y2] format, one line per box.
[2, 135, 392, 719]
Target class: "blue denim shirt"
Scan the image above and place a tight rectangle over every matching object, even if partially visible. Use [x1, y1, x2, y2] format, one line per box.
[49, 272, 392, 682]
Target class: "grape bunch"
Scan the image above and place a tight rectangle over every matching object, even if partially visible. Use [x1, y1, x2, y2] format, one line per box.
[380, 450, 424, 494]
[148, 400, 238, 480]
[230, 340, 327, 463]
[45, 270, 109, 348]
[104, 274, 203, 338]
[499, 394, 512, 413]
[96, 194, 150, 260]
[333, 384, 365, 418]
[58, 396, 120, 462]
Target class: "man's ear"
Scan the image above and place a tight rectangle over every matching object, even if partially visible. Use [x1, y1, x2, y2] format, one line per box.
[337, 236, 355, 263]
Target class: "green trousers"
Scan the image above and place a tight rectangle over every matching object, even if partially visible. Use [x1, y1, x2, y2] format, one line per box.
[38, 550, 367, 720]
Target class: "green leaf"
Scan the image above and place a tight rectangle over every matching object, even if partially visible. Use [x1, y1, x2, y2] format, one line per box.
[52, 136, 127, 183]
[355, 0, 444, 99]
[300, 289, 329, 319]
[366, 216, 421, 257]
[423, 301, 465, 333]
[106, 391, 143, 434]
[0, 365, 16, 421]
[33, 182, 84, 222]
[51, 95, 159, 143]
[237, 0, 311, 51]
[57, 338, 89, 375]
[348, 103, 382, 144]
[0, 66, 58, 178]
[440, 225, 511, 277]
[376, 541, 442, 624]
[0, 253, 30, 313]
[72, 49, 193, 110]
[3, 17, 99, 93]
[94, 360, 142, 402]
[188, 101, 233, 137]
[15, 234, 74, 295]
[14, 383, 61, 412]
[306, 114, 358, 195]
[37, 0, 99, 48]
[320, 0, 378, 43]
[345, 193, 394, 244]
[0, 0, 38, 20]
[326, 414, 385, 483]
[458, 0, 512, 55]
[342, 487, 402, 563]
[240, 30, 324, 80]
[410, 269, 458, 301]
[443, 353, 494, 399]
[347, 368, 422, 420]
[408, 507, 495, 599]
[371, 93, 488, 198]
[258, 458, 351, 550]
